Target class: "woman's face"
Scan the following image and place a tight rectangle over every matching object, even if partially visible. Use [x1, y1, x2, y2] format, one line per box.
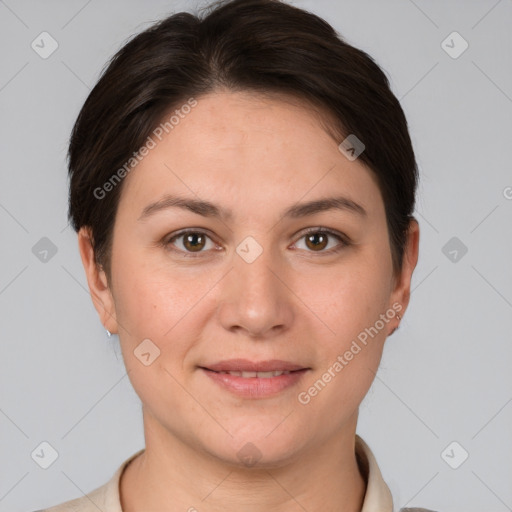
[82, 90, 418, 466]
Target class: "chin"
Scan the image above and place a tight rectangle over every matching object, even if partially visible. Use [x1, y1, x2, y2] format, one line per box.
[199, 417, 308, 469]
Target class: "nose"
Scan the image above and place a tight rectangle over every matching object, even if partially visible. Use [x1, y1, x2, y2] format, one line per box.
[216, 243, 294, 339]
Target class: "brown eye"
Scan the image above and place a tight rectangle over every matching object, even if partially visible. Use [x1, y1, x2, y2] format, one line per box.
[304, 232, 328, 251]
[182, 232, 206, 252]
[294, 228, 349, 254]
[165, 230, 216, 256]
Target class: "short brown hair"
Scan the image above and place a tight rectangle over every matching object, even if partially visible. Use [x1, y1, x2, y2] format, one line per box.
[67, 0, 418, 280]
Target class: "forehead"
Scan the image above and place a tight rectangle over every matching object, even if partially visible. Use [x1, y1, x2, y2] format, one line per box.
[117, 90, 383, 222]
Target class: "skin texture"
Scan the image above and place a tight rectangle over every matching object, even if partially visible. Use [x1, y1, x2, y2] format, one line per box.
[78, 90, 419, 512]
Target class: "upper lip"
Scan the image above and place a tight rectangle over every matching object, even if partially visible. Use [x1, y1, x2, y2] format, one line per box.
[201, 359, 308, 372]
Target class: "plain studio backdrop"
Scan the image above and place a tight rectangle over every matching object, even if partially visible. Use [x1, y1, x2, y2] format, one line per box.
[0, 1, 511, 511]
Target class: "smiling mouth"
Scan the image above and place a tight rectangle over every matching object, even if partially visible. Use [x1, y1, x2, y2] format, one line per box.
[201, 367, 309, 399]
[201, 368, 302, 378]
[199, 363, 309, 398]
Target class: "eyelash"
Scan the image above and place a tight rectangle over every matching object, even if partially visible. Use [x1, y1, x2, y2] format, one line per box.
[162, 227, 351, 258]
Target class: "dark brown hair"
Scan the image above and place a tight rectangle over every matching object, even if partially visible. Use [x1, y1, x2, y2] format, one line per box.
[67, 0, 418, 281]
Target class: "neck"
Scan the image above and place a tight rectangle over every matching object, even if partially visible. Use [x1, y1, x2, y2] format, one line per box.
[121, 412, 366, 512]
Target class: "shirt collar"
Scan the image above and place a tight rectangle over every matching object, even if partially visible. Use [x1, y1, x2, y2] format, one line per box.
[355, 434, 394, 512]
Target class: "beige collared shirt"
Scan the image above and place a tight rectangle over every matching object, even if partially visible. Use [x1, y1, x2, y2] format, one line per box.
[37, 435, 405, 512]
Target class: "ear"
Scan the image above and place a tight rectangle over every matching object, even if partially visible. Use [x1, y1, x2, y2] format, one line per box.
[77, 226, 118, 334]
[387, 218, 420, 334]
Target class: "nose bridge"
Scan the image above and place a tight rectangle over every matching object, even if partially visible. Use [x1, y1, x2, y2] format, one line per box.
[237, 243, 279, 301]
[217, 236, 293, 337]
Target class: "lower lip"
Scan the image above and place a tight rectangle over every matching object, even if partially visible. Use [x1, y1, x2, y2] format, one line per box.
[201, 368, 309, 398]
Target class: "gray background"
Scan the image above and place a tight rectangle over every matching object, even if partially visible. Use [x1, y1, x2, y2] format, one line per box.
[1, 0, 511, 511]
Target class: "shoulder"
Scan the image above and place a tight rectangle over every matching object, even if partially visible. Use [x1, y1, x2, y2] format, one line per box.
[399, 508, 439, 511]
[28, 448, 144, 512]
[26, 469, 116, 512]
[26, 483, 110, 512]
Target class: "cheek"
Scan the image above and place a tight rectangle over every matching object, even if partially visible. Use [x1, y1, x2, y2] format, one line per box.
[298, 253, 392, 403]
[111, 252, 212, 368]
[113, 275, 162, 339]
[111, 243, 181, 331]
[297, 269, 389, 418]
[308, 259, 391, 338]
[112, 268, 194, 401]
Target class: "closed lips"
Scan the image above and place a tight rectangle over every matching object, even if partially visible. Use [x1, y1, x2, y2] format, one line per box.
[200, 359, 309, 377]
[200, 360, 310, 397]
[208, 370, 295, 378]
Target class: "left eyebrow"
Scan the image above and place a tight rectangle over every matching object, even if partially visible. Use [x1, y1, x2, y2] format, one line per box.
[282, 196, 367, 219]
[137, 194, 367, 222]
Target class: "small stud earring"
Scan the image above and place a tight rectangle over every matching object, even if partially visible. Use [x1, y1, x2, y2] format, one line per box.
[390, 313, 402, 335]
[106, 329, 112, 338]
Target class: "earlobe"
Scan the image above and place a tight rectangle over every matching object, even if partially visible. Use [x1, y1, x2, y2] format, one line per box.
[389, 313, 402, 335]
[77, 227, 118, 335]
